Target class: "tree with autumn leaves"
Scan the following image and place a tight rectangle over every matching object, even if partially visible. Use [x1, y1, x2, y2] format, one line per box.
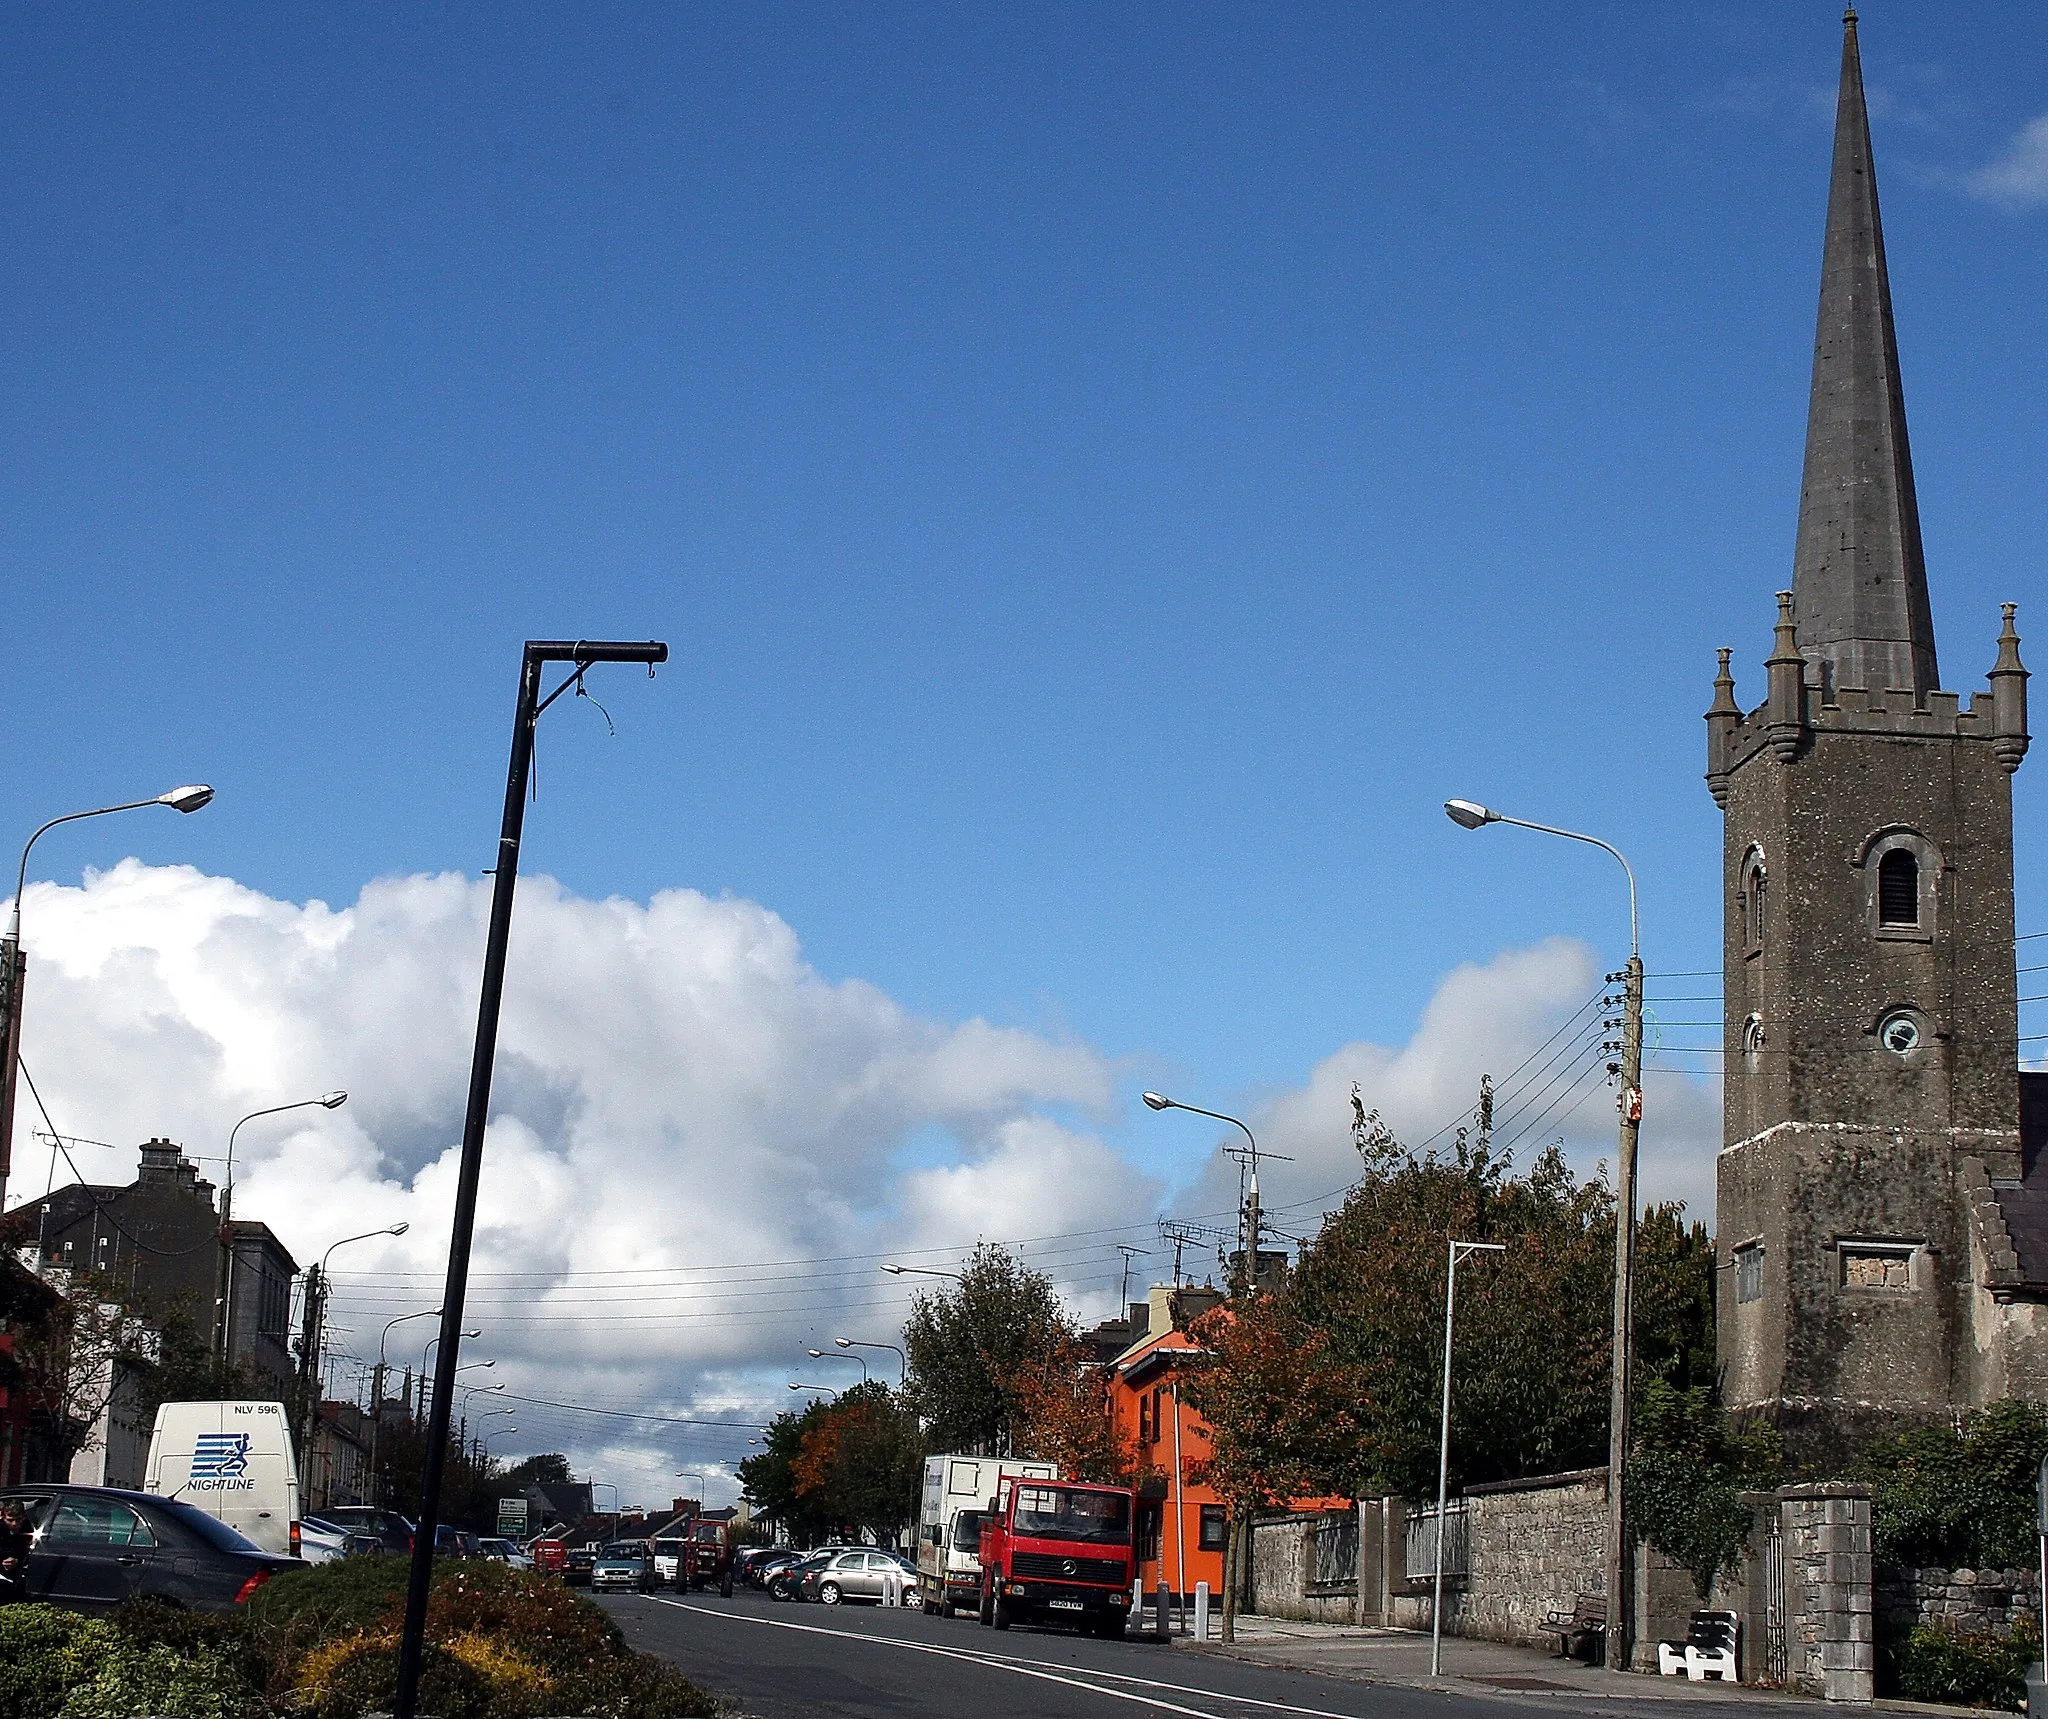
[740, 1382, 924, 1544]
[1180, 1104, 1715, 1634]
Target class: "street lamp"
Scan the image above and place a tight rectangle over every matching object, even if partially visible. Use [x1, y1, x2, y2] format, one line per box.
[879, 1263, 962, 1282]
[1141, 1093, 1291, 1298]
[808, 1348, 866, 1382]
[1445, 797, 1642, 1674]
[396, 639, 666, 1719]
[417, 1331, 481, 1416]
[834, 1336, 906, 1383]
[371, 1309, 441, 1503]
[1430, 1238, 1507, 1677]
[0, 786, 215, 1213]
[788, 1381, 840, 1400]
[302, 1222, 408, 1476]
[217, 1091, 349, 1360]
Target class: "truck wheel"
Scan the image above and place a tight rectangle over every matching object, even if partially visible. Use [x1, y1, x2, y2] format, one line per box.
[940, 1601, 956, 1619]
[978, 1582, 994, 1627]
[1100, 1611, 1126, 1640]
[992, 1589, 1013, 1631]
[819, 1581, 843, 1605]
[720, 1569, 734, 1598]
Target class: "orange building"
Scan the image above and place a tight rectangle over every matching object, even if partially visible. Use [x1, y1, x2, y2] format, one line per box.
[1102, 1283, 1229, 1602]
[1103, 1281, 1351, 1603]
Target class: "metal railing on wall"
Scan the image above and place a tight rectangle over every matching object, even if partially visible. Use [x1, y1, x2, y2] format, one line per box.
[1404, 1501, 1469, 1583]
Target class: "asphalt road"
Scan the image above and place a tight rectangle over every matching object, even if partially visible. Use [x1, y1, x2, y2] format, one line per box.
[599, 1591, 1802, 1719]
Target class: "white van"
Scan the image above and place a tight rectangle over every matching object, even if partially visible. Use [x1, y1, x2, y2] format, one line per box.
[144, 1399, 301, 1556]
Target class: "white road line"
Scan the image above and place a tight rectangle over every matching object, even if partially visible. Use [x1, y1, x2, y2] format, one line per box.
[643, 1598, 1378, 1719]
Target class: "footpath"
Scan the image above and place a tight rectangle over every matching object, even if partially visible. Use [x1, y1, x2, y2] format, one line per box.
[1175, 1615, 1993, 1716]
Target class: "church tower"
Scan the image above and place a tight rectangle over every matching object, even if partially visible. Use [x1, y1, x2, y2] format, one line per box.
[1708, 11, 2038, 1462]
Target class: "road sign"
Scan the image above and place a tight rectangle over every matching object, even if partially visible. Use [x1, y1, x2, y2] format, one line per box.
[498, 1496, 529, 1538]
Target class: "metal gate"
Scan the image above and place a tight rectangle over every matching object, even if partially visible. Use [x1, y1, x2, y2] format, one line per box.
[1763, 1515, 1787, 1684]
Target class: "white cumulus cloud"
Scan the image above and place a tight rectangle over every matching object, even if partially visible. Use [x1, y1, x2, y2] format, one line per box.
[1966, 113, 2048, 210]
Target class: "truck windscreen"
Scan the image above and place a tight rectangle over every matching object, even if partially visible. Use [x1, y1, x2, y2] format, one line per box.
[951, 1512, 984, 1552]
[1012, 1486, 1132, 1545]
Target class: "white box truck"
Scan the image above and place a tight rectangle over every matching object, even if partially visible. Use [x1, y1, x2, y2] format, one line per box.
[144, 1399, 301, 1556]
[915, 1454, 1057, 1616]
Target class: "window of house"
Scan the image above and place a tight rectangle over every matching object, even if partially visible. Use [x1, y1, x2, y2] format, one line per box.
[1150, 1388, 1164, 1446]
[1734, 1242, 1764, 1304]
[1878, 849, 1919, 927]
[1137, 1395, 1153, 1445]
[1138, 1503, 1162, 1562]
[1842, 1243, 1917, 1291]
[1742, 1014, 1766, 1058]
[1199, 1505, 1228, 1552]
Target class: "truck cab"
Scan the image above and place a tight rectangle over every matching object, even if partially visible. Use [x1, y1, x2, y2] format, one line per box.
[917, 1454, 1057, 1616]
[976, 1477, 1136, 1637]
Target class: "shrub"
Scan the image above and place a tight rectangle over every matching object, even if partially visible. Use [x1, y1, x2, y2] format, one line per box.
[296, 1636, 493, 1719]
[0, 1605, 106, 1719]
[1853, 1399, 2048, 1568]
[56, 1639, 259, 1719]
[423, 1559, 624, 1674]
[573, 1650, 725, 1719]
[1886, 1615, 2039, 1712]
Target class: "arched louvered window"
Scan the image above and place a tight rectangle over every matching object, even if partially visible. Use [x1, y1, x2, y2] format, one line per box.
[1748, 865, 1768, 948]
[1878, 848, 1919, 927]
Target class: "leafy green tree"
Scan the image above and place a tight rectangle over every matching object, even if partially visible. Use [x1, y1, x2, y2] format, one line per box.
[903, 1243, 1072, 1455]
[1261, 1103, 1717, 1499]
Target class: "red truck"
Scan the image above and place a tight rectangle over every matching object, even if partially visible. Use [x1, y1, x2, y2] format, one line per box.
[976, 1476, 1137, 1637]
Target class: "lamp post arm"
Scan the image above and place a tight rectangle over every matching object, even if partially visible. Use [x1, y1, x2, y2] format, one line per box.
[1491, 815, 1640, 957]
[11, 799, 167, 936]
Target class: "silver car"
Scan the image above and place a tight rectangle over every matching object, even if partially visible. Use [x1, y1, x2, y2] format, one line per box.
[590, 1539, 654, 1592]
[803, 1548, 913, 1605]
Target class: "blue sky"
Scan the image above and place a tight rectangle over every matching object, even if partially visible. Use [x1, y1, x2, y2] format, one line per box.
[6, 1, 2048, 1186]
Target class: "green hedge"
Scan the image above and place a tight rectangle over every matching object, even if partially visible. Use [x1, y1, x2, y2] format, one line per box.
[1882, 1616, 2040, 1713]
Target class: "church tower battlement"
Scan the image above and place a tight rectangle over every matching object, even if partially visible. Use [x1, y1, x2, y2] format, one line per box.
[1708, 12, 2042, 1463]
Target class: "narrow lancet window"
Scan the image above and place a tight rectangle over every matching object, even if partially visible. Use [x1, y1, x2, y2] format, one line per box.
[1878, 849, 1919, 927]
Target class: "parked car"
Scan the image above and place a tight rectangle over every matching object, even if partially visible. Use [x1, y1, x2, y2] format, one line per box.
[590, 1539, 655, 1593]
[564, 1545, 597, 1586]
[297, 1516, 383, 1564]
[0, 1484, 296, 1614]
[734, 1546, 793, 1587]
[766, 1549, 834, 1601]
[433, 1524, 479, 1558]
[307, 1506, 414, 1555]
[476, 1536, 532, 1570]
[800, 1547, 914, 1606]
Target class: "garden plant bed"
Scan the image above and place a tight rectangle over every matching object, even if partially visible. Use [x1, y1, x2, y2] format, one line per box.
[0, 1556, 721, 1719]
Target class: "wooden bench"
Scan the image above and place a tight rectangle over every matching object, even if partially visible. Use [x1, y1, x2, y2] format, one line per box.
[1536, 1595, 1607, 1663]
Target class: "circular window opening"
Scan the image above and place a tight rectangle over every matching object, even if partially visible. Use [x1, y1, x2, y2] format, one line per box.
[1879, 1012, 1922, 1055]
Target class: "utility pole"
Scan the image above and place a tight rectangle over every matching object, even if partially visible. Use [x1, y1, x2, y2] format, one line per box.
[296, 1265, 325, 1498]
[1604, 953, 1644, 1673]
[393, 639, 665, 1719]
[368, 1359, 385, 1504]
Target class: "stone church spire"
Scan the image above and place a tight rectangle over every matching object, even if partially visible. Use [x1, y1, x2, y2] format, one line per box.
[1790, 8, 1939, 702]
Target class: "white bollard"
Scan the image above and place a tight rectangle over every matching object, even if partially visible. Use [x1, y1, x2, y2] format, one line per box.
[1132, 1576, 1144, 1619]
[882, 1568, 902, 1607]
[1194, 1581, 1210, 1641]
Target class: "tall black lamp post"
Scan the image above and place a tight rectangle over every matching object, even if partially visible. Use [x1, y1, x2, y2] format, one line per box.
[393, 640, 665, 1719]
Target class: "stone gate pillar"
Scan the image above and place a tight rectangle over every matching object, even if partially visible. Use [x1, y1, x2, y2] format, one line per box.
[1780, 1482, 1874, 1703]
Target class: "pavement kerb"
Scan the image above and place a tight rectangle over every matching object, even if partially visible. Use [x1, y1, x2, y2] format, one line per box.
[1174, 1631, 2009, 1713]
